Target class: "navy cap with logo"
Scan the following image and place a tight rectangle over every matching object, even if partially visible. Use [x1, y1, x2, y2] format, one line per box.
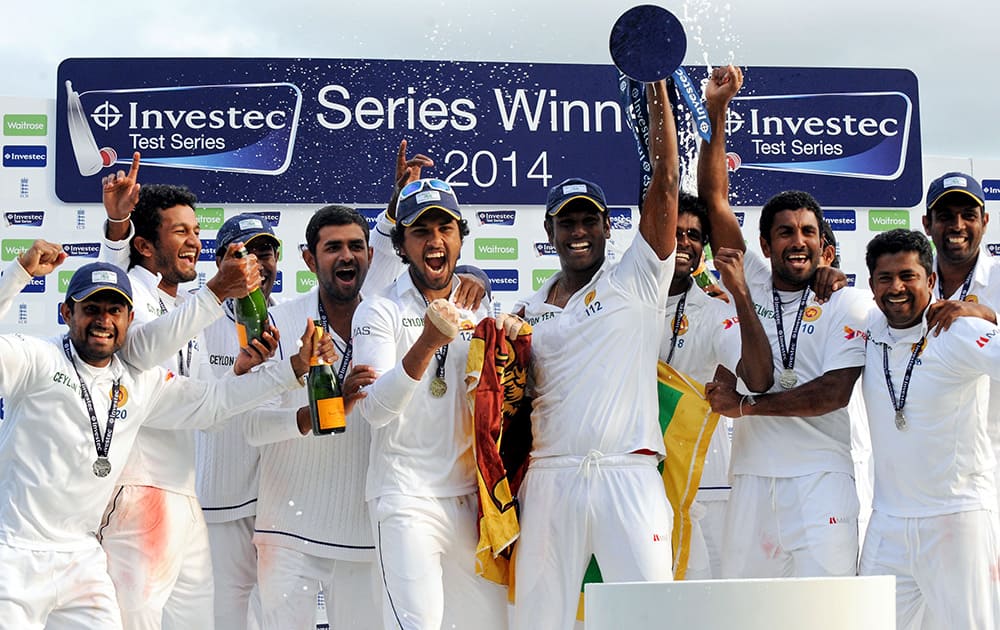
[926, 172, 985, 211]
[396, 179, 463, 227]
[66, 262, 133, 307]
[546, 178, 608, 216]
[215, 213, 279, 257]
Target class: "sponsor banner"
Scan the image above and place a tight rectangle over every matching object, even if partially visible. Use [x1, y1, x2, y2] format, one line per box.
[987, 243, 1000, 257]
[868, 210, 910, 231]
[484, 268, 519, 292]
[199, 238, 217, 261]
[983, 180, 1000, 201]
[734, 211, 745, 227]
[608, 207, 632, 230]
[2, 239, 35, 261]
[846, 273, 857, 287]
[534, 241, 556, 256]
[474, 237, 518, 260]
[477, 210, 516, 226]
[257, 210, 281, 226]
[272, 270, 283, 293]
[20, 276, 45, 293]
[4, 211, 44, 226]
[359, 208, 381, 230]
[58, 270, 74, 293]
[4, 114, 48, 136]
[4, 145, 47, 167]
[824, 209, 857, 231]
[296, 270, 317, 292]
[196, 207, 225, 230]
[62, 242, 101, 257]
[56, 59, 920, 206]
[532, 268, 558, 290]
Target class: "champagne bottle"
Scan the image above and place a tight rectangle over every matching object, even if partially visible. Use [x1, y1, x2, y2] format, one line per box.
[692, 257, 730, 303]
[308, 320, 346, 435]
[232, 245, 269, 348]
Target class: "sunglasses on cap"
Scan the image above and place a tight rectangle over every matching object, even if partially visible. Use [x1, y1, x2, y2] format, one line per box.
[399, 178, 454, 200]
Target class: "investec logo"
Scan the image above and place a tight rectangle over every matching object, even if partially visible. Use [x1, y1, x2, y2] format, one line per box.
[868, 210, 909, 231]
[727, 92, 911, 180]
[62, 242, 101, 258]
[199, 239, 217, 261]
[4, 211, 44, 227]
[824, 210, 857, 231]
[609, 208, 632, 230]
[485, 269, 519, 292]
[477, 210, 516, 226]
[69, 82, 302, 176]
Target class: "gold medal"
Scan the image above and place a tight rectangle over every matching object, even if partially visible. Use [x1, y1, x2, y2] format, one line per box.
[430, 377, 448, 398]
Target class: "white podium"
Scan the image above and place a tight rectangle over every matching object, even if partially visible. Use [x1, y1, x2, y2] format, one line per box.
[585, 576, 895, 629]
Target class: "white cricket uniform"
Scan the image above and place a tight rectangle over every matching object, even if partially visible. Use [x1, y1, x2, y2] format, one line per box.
[722, 251, 869, 579]
[935, 250, 1000, 510]
[98, 228, 220, 630]
[512, 233, 675, 630]
[659, 283, 743, 579]
[859, 309, 1000, 629]
[240, 210, 400, 630]
[194, 297, 279, 630]
[0, 259, 300, 629]
[354, 271, 508, 630]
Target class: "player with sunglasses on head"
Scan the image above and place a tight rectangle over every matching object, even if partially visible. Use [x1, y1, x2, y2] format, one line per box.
[353, 163, 521, 630]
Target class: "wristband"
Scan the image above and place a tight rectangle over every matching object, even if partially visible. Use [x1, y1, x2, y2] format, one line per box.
[107, 214, 132, 224]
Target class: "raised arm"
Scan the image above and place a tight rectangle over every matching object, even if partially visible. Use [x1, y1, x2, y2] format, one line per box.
[101, 151, 141, 242]
[698, 65, 745, 253]
[640, 79, 679, 260]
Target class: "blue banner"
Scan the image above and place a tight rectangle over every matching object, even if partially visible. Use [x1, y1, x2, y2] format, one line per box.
[55, 59, 922, 207]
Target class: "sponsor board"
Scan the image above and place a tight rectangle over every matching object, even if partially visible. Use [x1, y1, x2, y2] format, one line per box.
[4, 114, 47, 136]
[474, 238, 518, 260]
[199, 239, 217, 261]
[608, 208, 632, 230]
[868, 210, 910, 231]
[824, 209, 857, 231]
[3, 211, 44, 227]
[477, 210, 516, 226]
[20, 276, 45, 293]
[196, 207, 225, 230]
[2, 239, 35, 261]
[296, 270, 317, 292]
[4, 145, 47, 167]
[62, 242, 101, 257]
[532, 268, 558, 290]
[983, 180, 1000, 201]
[484, 268, 519, 291]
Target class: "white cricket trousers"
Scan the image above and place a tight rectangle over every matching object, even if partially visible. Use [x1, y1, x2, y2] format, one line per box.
[511, 452, 674, 630]
[206, 516, 261, 630]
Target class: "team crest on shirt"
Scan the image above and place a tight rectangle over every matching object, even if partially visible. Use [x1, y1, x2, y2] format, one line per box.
[803, 305, 822, 322]
[671, 314, 689, 335]
[584, 290, 597, 306]
[459, 319, 475, 331]
[965, 295, 980, 304]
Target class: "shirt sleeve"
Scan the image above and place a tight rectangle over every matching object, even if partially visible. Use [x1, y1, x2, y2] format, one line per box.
[99, 222, 134, 267]
[938, 317, 1000, 380]
[0, 259, 32, 319]
[821, 288, 872, 373]
[361, 211, 404, 296]
[352, 296, 421, 428]
[121, 288, 224, 371]
[609, 231, 675, 304]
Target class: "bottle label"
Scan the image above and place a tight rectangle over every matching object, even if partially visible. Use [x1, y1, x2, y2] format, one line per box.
[236, 322, 249, 348]
[315, 397, 346, 431]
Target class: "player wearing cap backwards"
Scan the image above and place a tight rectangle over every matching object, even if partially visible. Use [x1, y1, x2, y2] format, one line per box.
[858, 229, 1000, 629]
[353, 158, 522, 628]
[193, 212, 282, 630]
[0, 242, 327, 630]
[509, 79, 678, 630]
[97, 153, 277, 630]
[920, 172, 1000, 509]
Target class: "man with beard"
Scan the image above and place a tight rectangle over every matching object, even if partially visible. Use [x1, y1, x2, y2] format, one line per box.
[0, 243, 325, 630]
[659, 64, 773, 580]
[510, 79, 679, 630]
[194, 213, 282, 630]
[705, 189, 871, 579]
[859, 229, 1000, 629]
[920, 173, 1000, 509]
[98, 153, 267, 630]
[353, 172, 516, 630]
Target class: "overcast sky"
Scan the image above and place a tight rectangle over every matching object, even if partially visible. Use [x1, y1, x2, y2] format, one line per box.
[1, 0, 996, 159]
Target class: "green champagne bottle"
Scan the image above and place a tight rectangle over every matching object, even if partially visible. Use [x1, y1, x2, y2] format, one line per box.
[308, 320, 346, 435]
[232, 245, 269, 348]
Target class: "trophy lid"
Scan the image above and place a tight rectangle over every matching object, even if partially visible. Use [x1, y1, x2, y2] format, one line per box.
[609, 4, 688, 82]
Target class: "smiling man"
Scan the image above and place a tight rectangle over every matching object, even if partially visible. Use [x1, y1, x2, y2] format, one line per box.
[0, 242, 320, 630]
[859, 228, 1000, 629]
[705, 189, 872, 579]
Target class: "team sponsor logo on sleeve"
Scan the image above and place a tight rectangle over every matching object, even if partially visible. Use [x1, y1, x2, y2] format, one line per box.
[722, 316, 739, 329]
[477, 210, 516, 226]
[3, 211, 44, 226]
[843, 326, 867, 341]
[975, 330, 997, 349]
[608, 208, 632, 230]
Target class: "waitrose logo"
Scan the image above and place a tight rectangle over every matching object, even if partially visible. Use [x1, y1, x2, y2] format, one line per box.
[532, 269, 558, 290]
[4, 114, 47, 136]
[58, 270, 75, 293]
[475, 238, 518, 260]
[296, 271, 317, 293]
[868, 210, 910, 231]
[196, 207, 225, 231]
[2, 239, 34, 261]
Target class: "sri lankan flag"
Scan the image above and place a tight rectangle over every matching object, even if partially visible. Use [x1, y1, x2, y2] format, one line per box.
[575, 360, 720, 620]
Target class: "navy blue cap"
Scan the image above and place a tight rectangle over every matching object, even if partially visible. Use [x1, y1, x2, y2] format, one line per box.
[926, 172, 985, 211]
[66, 262, 132, 306]
[546, 178, 608, 216]
[396, 179, 463, 227]
[215, 213, 279, 257]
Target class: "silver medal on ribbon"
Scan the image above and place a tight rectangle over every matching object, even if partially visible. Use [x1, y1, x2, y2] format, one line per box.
[93, 457, 112, 478]
[779, 368, 797, 389]
[894, 410, 907, 431]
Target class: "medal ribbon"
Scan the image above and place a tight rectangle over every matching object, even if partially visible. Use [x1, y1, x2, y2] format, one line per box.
[665, 290, 688, 365]
[318, 298, 353, 382]
[882, 336, 925, 419]
[937, 266, 974, 301]
[62, 335, 120, 462]
[418, 292, 449, 383]
[771, 287, 811, 372]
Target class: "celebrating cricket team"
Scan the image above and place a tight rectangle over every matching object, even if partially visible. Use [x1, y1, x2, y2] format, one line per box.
[1, 60, 998, 630]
